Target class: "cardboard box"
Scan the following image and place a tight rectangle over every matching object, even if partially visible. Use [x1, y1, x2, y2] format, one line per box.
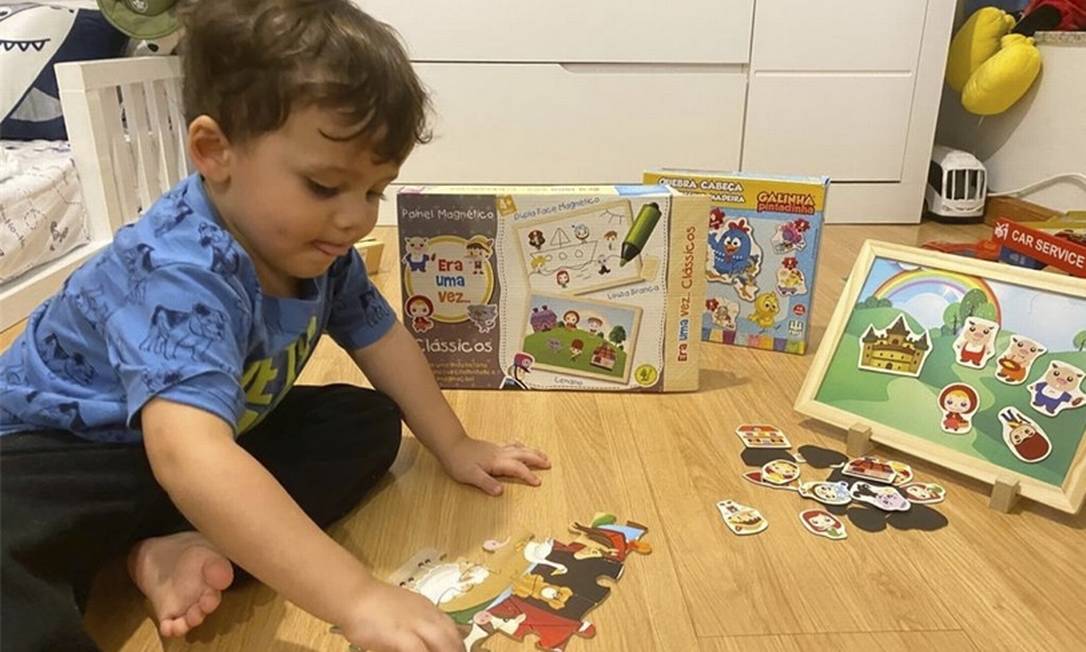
[644, 170, 829, 354]
[992, 218, 1086, 277]
[397, 185, 708, 391]
[983, 196, 1061, 226]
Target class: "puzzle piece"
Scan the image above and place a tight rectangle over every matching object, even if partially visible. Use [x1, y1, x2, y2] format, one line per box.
[389, 514, 652, 652]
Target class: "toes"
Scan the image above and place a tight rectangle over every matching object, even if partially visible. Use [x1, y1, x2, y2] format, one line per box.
[184, 603, 206, 629]
[203, 557, 234, 591]
[198, 588, 221, 615]
[160, 616, 189, 638]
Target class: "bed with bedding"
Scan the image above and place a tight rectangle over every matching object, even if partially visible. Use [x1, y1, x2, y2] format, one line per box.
[0, 139, 91, 284]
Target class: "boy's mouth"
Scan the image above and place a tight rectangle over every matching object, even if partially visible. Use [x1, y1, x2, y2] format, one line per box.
[313, 240, 352, 257]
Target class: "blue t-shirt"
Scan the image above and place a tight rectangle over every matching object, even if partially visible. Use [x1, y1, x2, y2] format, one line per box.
[0, 174, 396, 443]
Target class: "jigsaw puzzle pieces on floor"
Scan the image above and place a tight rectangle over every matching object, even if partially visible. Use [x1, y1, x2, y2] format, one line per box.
[386, 513, 651, 651]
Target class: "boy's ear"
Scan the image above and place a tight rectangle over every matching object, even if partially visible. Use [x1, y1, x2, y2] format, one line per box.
[187, 115, 233, 183]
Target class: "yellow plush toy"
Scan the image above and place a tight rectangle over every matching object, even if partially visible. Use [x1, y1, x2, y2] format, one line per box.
[963, 34, 1043, 115]
[945, 7, 1043, 115]
[946, 7, 1017, 92]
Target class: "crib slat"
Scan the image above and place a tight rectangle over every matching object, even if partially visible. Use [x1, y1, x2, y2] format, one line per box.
[146, 79, 179, 186]
[164, 82, 190, 179]
[120, 82, 158, 210]
[99, 88, 140, 226]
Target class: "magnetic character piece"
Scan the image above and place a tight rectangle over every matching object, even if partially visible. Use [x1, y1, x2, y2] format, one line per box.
[743, 470, 799, 491]
[938, 382, 980, 434]
[842, 456, 898, 484]
[1027, 360, 1086, 417]
[998, 408, 1052, 463]
[735, 423, 791, 449]
[760, 459, 800, 485]
[952, 316, 1000, 369]
[901, 482, 947, 505]
[717, 500, 768, 536]
[996, 335, 1047, 385]
[849, 482, 911, 512]
[797, 481, 852, 506]
[799, 509, 847, 540]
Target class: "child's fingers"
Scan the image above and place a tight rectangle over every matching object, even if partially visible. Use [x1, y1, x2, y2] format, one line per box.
[491, 458, 541, 486]
[466, 466, 504, 496]
[505, 442, 551, 466]
[508, 448, 550, 469]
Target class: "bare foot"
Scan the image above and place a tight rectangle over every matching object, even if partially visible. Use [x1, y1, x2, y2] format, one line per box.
[128, 531, 235, 637]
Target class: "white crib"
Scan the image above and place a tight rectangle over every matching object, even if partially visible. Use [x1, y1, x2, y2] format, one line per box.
[0, 56, 188, 331]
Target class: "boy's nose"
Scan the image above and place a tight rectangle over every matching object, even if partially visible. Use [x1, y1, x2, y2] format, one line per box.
[332, 205, 375, 234]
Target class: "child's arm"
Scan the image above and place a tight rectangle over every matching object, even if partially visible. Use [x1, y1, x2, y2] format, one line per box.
[351, 322, 550, 495]
[141, 398, 462, 652]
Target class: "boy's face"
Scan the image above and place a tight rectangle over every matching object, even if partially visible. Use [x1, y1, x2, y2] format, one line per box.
[203, 106, 400, 295]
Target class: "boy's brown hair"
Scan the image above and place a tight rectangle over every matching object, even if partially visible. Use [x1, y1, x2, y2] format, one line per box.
[177, 0, 430, 163]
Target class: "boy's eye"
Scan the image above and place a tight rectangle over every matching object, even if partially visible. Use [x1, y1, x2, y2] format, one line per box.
[306, 178, 340, 198]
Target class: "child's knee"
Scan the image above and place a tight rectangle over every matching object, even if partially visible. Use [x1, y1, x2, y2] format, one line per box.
[365, 391, 402, 473]
[327, 385, 402, 471]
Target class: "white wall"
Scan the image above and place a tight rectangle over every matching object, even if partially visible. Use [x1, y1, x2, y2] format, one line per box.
[936, 35, 1086, 212]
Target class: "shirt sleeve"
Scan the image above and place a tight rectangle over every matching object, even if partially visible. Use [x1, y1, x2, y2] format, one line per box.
[104, 263, 252, 431]
[325, 248, 397, 350]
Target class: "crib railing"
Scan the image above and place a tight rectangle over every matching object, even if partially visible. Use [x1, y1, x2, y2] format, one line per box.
[56, 56, 189, 241]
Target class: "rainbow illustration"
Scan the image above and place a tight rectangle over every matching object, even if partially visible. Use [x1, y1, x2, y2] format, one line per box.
[872, 268, 1001, 322]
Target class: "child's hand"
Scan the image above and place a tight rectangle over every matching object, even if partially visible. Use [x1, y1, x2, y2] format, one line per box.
[437, 438, 550, 496]
[339, 582, 462, 652]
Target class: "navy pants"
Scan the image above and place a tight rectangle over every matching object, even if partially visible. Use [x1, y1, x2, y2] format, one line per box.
[1, 385, 402, 651]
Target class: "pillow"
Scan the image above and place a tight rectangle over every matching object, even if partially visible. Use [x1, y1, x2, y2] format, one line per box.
[0, 4, 128, 140]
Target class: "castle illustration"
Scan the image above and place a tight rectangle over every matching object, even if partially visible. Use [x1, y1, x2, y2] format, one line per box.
[860, 315, 931, 375]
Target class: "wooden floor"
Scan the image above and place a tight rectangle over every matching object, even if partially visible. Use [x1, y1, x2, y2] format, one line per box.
[4, 223, 1084, 652]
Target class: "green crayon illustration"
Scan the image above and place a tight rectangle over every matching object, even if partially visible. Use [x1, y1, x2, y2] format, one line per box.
[619, 202, 662, 266]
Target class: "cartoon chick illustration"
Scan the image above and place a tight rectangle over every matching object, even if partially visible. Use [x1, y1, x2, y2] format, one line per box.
[750, 292, 780, 329]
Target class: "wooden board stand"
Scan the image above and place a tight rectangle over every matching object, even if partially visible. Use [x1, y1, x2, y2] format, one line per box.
[989, 477, 1020, 513]
[846, 423, 874, 458]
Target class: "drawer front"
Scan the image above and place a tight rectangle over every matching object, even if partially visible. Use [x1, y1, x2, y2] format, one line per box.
[357, 0, 754, 64]
[397, 63, 747, 184]
[750, 0, 927, 71]
[742, 74, 914, 181]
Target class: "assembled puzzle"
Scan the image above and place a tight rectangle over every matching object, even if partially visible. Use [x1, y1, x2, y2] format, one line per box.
[384, 513, 651, 651]
[643, 169, 829, 354]
[397, 186, 708, 391]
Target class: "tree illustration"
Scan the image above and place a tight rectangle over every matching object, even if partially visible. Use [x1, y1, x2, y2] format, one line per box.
[1075, 329, 1086, 351]
[858, 295, 892, 309]
[960, 288, 988, 320]
[609, 325, 627, 349]
[974, 303, 997, 322]
[943, 303, 962, 335]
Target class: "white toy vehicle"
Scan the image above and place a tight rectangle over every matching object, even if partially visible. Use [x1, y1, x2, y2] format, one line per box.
[926, 145, 987, 221]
